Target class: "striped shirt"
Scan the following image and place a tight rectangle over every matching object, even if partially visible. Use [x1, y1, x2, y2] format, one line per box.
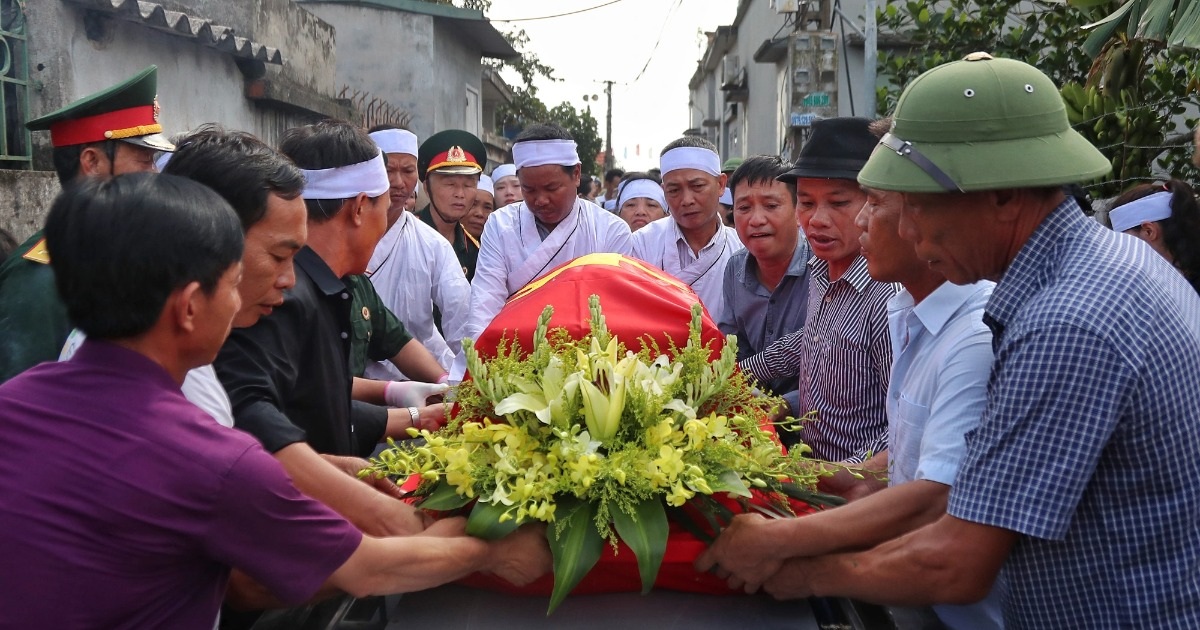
[947, 198, 1200, 627]
[744, 255, 898, 461]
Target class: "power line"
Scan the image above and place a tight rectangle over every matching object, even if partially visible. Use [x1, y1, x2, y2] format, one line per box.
[630, 0, 685, 84]
[491, 0, 630, 22]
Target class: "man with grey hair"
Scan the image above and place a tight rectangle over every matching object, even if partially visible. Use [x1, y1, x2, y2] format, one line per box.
[700, 52, 1200, 628]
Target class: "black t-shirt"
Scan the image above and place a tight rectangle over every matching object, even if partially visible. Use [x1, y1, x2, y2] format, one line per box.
[214, 246, 387, 457]
[415, 205, 479, 281]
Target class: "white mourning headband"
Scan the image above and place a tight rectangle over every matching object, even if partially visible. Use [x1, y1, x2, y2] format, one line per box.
[369, 129, 418, 157]
[1110, 191, 1173, 233]
[491, 164, 518, 181]
[617, 178, 667, 210]
[513, 140, 581, 169]
[477, 174, 494, 197]
[660, 146, 721, 177]
[300, 151, 390, 199]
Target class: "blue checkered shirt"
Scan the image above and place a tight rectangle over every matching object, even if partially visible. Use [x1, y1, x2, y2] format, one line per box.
[947, 198, 1200, 628]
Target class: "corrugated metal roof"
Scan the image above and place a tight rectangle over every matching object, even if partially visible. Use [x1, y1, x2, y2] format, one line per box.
[63, 0, 285, 65]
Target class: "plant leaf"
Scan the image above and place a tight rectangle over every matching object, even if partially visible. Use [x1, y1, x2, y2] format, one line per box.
[418, 480, 472, 511]
[546, 497, 603, 615]
[710, 469, 752, 498]
[611, 498, 669, 595]
[465, 500, 520, 540]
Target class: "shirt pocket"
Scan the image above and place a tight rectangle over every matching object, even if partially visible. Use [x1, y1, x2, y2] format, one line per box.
[816, 332, 872, 410]
[891, 394, 931, 484]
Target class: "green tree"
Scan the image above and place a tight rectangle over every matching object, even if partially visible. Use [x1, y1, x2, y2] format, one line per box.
[417, 0, 602, 175]
[877, 0, 1200, 197]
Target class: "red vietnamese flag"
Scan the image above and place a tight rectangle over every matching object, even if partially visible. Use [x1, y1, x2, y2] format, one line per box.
[472, 253, 725, 364]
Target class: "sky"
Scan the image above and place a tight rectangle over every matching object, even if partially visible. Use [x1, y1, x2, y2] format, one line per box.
[485, 0, 739, 172]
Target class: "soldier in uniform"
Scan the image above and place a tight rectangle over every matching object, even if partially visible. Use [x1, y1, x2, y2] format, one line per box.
[0, 66, 174, 382]
[413, 129, 486, 280]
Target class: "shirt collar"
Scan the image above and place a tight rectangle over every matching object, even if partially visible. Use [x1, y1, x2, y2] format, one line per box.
[294, 246, 347, 297]
[809, 254, 872, 293]
[986, 197, 1084, 328]
[671, 214, 724, 251]
[908, 280, 991, 336]
[740, 239, 810, 290]
[73, 338, 180, 391]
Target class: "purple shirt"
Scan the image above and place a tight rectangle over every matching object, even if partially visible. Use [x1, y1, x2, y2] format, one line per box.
[0, 340, 362, 629]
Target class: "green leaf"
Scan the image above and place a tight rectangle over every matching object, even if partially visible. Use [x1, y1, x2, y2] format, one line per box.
[466, 500, 520, 540]
[710, 469, 752, 498]
[611, 498, 669, 595]
[546, 497, 604, 615]
[418, 480, 473, 511]
[1068, 0, 1119, 7]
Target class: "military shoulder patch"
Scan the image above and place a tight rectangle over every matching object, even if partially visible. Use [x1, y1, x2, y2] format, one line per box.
[22, 238, 50, 264]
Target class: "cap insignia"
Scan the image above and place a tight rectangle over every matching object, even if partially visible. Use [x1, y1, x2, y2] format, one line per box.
[152, 97, 161, 123]
[448, 146, 466, 163]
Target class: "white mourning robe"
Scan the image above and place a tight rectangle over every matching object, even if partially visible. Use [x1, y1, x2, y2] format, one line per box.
[365, 211, 471, 379]
[451, 199, 633, 380]
[631, 215, 743, 320]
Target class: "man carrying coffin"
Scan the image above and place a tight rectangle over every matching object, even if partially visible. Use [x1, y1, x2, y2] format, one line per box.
[632, 137, 743, 319]
[456, 123, 632, 380]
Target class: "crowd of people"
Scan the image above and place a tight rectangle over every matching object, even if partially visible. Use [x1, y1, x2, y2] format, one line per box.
[1, 51, 1199, 629]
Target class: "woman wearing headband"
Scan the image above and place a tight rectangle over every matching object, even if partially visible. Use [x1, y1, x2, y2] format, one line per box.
[616, 172, 667, 232]
[1108, 179, 1200, 293]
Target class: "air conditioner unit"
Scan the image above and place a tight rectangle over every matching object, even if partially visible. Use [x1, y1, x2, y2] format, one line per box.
[722, 54, 741, 85]
[771, 0, 799, 13]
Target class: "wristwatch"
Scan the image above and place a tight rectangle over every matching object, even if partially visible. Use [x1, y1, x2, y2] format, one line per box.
[407, 406, 421, 430]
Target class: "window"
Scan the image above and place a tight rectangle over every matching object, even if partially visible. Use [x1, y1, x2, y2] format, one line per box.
[0, 0, 29, 168]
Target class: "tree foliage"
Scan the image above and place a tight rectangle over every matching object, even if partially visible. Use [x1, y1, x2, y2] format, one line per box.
[417, 0, 602, 176]
[877, 0, 1200, 197]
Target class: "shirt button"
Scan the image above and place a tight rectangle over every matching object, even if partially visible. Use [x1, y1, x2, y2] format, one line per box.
[767, 329, 774, 336]
[340, 332, 349, 339]
[824, 295, 832, 304]
[341, 293, 350, 300]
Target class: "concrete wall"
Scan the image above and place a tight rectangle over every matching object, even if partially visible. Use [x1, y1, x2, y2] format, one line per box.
[301, 2, 484, 141]
[686, 0, 873, 159]
[0, 171, 60, 243]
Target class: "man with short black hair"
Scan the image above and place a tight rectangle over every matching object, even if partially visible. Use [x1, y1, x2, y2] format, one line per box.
[0, 173, 550, 628]
[456, 123, 632, 379]
[0, 66, 174, 382]
[634, 136, 743, 332]
[595, 167, 625, 206]
[720, 155, 809, 414]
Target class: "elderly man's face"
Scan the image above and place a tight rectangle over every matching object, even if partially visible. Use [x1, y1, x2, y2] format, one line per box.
[897, 191, 1004, 285]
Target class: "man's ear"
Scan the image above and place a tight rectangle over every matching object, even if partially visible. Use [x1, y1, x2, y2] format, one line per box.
[346, 193, 370, 227]
[78, 146, 107, 177]
[170, 281, 204, 334]
[1140, 220, 1164, 246]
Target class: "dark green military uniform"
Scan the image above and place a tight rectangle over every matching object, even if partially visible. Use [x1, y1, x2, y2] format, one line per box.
[0, 66, 173, 383]
[415, 128, 486, 282]
[414, 205, 480, 281]
[345, 274, 414, 377]
[0, 233, 70, 381]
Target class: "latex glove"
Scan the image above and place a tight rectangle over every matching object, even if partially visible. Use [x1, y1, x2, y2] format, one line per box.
[384, 380, 450, 408]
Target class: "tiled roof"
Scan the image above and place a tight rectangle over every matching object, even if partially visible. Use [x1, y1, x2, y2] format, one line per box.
[64, 0, 285, 65]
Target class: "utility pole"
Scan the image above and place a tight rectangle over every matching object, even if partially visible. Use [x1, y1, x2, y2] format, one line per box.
[603, 80, 614, 170]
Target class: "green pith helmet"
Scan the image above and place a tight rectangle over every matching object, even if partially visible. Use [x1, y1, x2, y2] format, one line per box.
[417, 129, 486, 182]
[720, 157, 743, 174]
[858, 52, 1110, 193]
[26, 65, 174, 152]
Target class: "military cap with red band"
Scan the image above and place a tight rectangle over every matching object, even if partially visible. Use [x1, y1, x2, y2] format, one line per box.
[26, 65, 175, 152]
[417, 129, 486, 181]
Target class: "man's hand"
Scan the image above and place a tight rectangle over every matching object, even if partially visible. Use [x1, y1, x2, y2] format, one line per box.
[320, 453, 408, 500]
[763, 558, 818, 600]
[415, 403, 448, 432]
[358, 492, 431, 537]
[486, 523, 552, 587]
[385, 381, 450, 408]
[694, 513, 787, 593]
